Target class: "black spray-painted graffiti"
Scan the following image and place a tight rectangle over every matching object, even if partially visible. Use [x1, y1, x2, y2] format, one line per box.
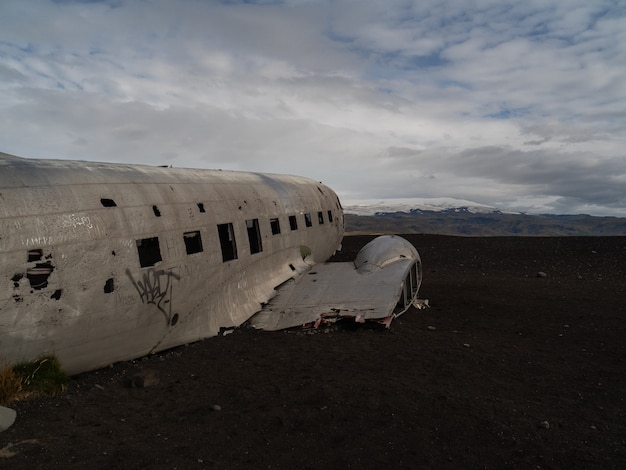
[126, 268, 181, 326]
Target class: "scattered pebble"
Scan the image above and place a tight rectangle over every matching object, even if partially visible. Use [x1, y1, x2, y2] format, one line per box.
[537, 271, 547, 278]
[539, 420, 550, 429]
[463, 343, 470, 348]
[210, 404, 222, 412]
[427, 326, 436, 330]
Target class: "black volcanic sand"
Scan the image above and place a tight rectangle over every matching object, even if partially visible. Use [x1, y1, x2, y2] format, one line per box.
[2, 235, 625, 469]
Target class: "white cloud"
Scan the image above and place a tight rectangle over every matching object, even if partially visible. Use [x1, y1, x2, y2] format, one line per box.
[0, 0, 625, 216]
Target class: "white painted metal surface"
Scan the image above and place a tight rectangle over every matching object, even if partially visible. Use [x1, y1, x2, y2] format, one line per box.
[250, 235, 422, 330]
[0, 153, 423, 375]
[1, 153, 344, 373]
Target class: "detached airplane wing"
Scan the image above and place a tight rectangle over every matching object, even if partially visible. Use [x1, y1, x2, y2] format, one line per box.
[250, 235, 422, 330]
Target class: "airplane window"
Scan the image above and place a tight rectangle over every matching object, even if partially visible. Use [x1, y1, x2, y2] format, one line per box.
[317, 211, 324, 224]
[289, 215, 298, 230]
[104, 278, 115, 294]
[101, 198, 117, 207]
[304, 213, 312, 227]
[197, 203, 206, 213]
[246, 219, 263, 254]
[183, 230, 203, 255]
[217, 223, 238, 262]
[153, 205, 161, 217]
[327, 210, 333, 222]
[28, 249, 43, 262]
[270, 218, 281, 235]
[136, 237, 163, 267]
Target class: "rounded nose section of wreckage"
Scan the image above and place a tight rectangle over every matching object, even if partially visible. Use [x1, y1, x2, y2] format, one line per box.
[354, 235, 423, 322]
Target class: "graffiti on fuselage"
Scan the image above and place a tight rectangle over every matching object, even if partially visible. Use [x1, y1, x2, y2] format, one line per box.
[126, 268, 181, 326]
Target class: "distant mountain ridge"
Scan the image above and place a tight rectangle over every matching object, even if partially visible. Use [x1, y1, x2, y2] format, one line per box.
[343, 200, 626, 236]
[343, 198, 516, 216]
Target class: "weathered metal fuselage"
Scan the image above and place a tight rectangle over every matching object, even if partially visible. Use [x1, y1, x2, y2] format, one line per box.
[0, 153, 344, 374]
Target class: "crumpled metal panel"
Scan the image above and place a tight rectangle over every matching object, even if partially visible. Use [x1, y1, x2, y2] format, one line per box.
[250, 235, 422, 330]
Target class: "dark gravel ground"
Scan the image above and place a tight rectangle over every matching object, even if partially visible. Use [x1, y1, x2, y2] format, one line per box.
[2, 234, 625, 469]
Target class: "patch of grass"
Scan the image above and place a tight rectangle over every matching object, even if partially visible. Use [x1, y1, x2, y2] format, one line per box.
[0, 356, 68, 405]
[0, 364, 22, 406]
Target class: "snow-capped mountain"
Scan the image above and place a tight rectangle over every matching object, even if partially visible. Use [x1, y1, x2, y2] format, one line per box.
[341, 198, 626, 236]
[342, 198, 521, 216]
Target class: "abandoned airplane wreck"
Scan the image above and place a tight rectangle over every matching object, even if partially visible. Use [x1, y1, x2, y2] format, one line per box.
[0, 152, 422, 374]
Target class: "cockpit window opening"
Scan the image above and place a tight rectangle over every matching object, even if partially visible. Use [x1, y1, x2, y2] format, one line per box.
[304, 213, 312, 227]
[289, 215, 298, 231]
[327, 210, 333, 222]
[317, 211, 324, 224]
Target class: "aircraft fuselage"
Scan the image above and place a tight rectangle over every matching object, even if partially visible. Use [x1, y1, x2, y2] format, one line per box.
[0, 153, 344, 373]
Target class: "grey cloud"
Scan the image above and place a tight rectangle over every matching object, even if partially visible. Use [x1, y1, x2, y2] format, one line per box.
[383, 145, 626, 210]
[1, 0, 625, 216]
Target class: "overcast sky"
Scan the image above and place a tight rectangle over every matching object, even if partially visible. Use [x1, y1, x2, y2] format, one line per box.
[1, 0, 625, 216]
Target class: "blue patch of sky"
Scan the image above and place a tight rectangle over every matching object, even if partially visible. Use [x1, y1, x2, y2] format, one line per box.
[52, 0, 124, 8]
[590, 4, 623, 25]
[218, 0, 284, 5]
[324, 28, 355, 46]
[438, 80, 472, 90]
[405, 52, 448, 69]
[485, 105, 531, 120]
[18, 43, 35, 53]
[347, 43, 449, 73]
[526, 21, 549, 38]
[52, 0, 110, 4]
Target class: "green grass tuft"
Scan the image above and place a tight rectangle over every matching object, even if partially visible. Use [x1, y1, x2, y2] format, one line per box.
[0, 356, 68, 405]
[0, 364, 22, 406]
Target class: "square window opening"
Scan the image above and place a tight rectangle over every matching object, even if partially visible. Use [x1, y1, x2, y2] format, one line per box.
[136, 237, 163, 267]
[184, 230, 204, 255]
